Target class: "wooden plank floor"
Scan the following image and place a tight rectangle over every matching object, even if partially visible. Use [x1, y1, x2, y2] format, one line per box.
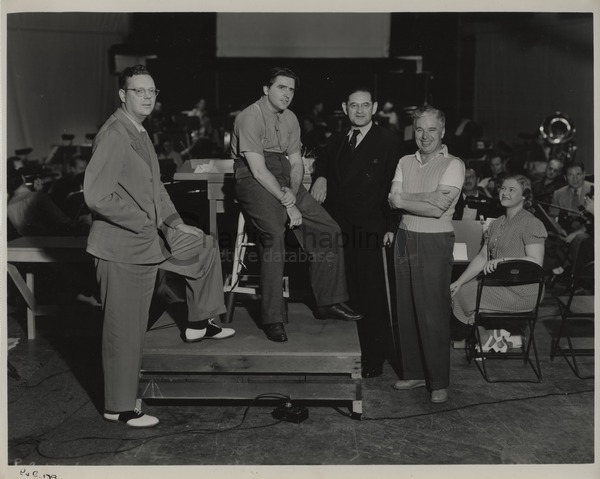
[139, 302, 363, 413]
[142, 302, 361, 372]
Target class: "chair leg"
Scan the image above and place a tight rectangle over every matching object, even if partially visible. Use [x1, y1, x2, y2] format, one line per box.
[223, 291, 236, 323]
[553, 305, 594, 379]
[564, 326, 594, 379]
[472, 323, 542, 383]
[527, 323, 542, 382]
[472, 325, 491, 382]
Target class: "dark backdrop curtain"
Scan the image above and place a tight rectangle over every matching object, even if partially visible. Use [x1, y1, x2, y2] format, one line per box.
[7, 13, 129, 161]
[473, 17, 593, 172]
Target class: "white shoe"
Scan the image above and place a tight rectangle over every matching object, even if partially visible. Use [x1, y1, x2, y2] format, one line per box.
[506, 335, 523, 349]
[103, 408, 159, 428]
[183, 319, 235, 343]
[497, 329, 522, 349]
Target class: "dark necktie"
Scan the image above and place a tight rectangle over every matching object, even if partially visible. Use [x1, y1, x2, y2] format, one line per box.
[571, 188, 579, 210]
[349, 129, 360, 152]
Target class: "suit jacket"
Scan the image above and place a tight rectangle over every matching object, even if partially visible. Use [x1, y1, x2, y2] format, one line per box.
[314, 124, 402, 236]
[550, 181, 593, 213]
[550, 181, 593, 233]
[84, 108, 183, 264]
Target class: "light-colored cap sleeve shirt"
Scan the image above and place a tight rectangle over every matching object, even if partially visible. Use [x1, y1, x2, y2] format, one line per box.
[392, 145, 465, 233]
[231, 96, 302, 158]
[485, 209, 547, 260]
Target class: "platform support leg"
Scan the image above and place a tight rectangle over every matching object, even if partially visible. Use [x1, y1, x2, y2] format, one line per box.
[26, 272, 36, 340]
[351, 400, 362, 420]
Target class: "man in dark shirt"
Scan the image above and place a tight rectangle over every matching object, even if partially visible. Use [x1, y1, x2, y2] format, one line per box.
[453, 167, 502, 220]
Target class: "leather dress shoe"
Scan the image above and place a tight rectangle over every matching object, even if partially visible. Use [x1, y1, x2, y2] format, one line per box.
[361, 362, 383, 379]
[393, 379, 426, 390]
[263, 323, 288, 342]
[313, 302, 363, 321]
[103, 408, 159, 428]
[430, 388, 448, 404]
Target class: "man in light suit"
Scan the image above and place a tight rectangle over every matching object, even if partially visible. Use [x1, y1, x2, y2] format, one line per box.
[547, 162, 593, 276]
[311, 86, 402, 378]
[84, 65, 234, 428]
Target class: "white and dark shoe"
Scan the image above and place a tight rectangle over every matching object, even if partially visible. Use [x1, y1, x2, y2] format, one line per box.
[183, 319, 235, 343]
[103, 408, 159, 428]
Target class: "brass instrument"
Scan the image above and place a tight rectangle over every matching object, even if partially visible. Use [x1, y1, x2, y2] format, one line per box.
[538, 112, 577, 165]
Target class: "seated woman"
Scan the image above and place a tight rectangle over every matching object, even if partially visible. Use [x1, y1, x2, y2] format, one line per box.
[450, 175, 547, 352]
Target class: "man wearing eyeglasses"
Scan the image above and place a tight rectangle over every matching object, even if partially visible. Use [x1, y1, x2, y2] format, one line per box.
[84, 65, 234, 428]
[231, 67, 363, 343]
[310, 86, 402, 379]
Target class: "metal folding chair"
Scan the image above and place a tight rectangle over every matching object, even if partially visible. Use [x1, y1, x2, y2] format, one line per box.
[550, 261, 594, 379]
[466, 260, 545, 382]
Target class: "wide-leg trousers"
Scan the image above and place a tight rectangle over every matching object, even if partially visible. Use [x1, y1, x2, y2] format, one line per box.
[235, 179, 349, 325]
[96, 229, 226, 412]
[332, 216, 393, 367]
[393, 228, 455, 390]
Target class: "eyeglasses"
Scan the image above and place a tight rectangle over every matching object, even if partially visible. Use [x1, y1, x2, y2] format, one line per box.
[124, 88, 160, 98]
[347, 102, 372, 111]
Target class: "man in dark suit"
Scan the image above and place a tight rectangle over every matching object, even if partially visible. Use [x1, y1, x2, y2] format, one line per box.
[532, 158, 566, 208]
[311, 86, 402, 378]
[453, 167, 502, 220]
[84, 65, 234, 428]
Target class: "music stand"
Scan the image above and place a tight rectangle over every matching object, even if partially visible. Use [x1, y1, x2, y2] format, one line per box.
[531, 202, 562, 236]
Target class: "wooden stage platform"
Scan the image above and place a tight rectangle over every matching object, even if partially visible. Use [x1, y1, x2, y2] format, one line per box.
[139, 302, 363, 417]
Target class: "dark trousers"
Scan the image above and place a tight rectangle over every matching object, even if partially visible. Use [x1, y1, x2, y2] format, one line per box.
[334, 218, 393, 366]
[393, 228, 454, 390]
[96, 229, 226, 412]
[234, 178, 348, 325]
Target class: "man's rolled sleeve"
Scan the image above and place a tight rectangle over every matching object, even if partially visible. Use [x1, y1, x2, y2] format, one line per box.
[235, 111, 264, 156]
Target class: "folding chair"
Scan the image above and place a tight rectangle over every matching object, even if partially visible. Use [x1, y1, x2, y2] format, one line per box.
[550, 261, 595, 379]
[466, 260, 545, 382]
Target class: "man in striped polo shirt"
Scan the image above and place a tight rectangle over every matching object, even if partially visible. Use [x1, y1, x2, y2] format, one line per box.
[388, 105, 465, 404]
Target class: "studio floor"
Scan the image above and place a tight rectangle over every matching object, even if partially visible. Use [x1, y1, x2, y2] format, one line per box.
[4, 280, 596, 477]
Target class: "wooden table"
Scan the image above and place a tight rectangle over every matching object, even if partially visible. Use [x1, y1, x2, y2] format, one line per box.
[174, 159, 234, 238]
[7, 236, 91, 339]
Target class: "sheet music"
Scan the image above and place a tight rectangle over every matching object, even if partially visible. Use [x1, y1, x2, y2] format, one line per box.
[453, 243, 469, 262]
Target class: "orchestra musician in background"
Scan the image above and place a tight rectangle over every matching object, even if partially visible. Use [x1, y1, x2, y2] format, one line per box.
[546, 162, 593, 281]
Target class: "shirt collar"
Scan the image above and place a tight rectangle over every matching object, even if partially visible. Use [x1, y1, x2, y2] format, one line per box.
[259, 95, 284, 120]
[415, 144, 449, 164]
[120, 106, 147, 133]
[347, 121, 373, 139]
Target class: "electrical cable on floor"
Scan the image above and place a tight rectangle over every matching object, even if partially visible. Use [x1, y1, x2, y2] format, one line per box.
[8, 367, 72, 404]
[333, 388, 595, 421]
[9, 398, 93, 451]
[31, 392, 291, 461]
